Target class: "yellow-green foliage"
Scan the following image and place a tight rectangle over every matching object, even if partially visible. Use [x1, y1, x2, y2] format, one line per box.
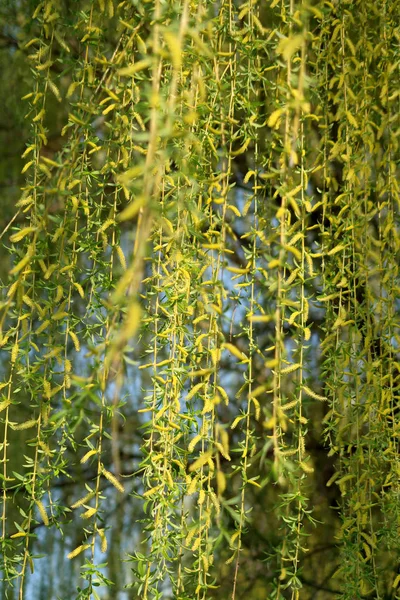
[0, 0, 399, 599]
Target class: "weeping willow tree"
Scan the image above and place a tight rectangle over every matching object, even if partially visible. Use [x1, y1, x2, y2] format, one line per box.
[0, 0, 399, 598]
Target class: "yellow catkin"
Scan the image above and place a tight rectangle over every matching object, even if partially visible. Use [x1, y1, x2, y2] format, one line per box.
[286, 267, 300, 286]
[215, 442, 230, 461]
[21, 160, 34, 174]
[7, 280, 20, 298]
[280, 362, 301, 375]
[0, 400, 11, 413]
[280, 448, 298, 456]
[71, 490, 95, 509]
[80, 449, 97, 464]
[102, 468, 124, 493]
[202, 555, 209, 572]
[287, 232, 303, 247]
[98, 528, 107, 553]
[216, 471, 226, 495]
[43, 380, 51, 399]
[392, 574, 400, 589]
[217, 386, 229, 404]
[9, 227, 36, 243]
[299, 461, 314, 474]
[36, 500, 49, 526]
[189, 451, 212, 472]
[185, 526, 197, 547]
[187, 476, 198, 496]
[134, 111, 146, 131]
[73, 282, 84, 298]
[222, 342, 248, 361]
[188, 434, 202, 453]
[202, 396, 214, 414]
[302, 385, 327, 401]
[305, 251, 314, 276]
[115, 245, 126, 270]
[243, 170, 256, 184]
[12, 419, 37, 430]
[67, 544, 90, 560]
[231, 415, 244, 430]
[326, 475, 340, 491]
[98, 219, 115, 234]
[52, 311, 68, 321]
[11, 343, 19, 364]
[143, 485, 161, 497]
[280, 399, 299, 412]
[209, 490, 220, 515]
[69, 330, 80, 352]
[36, 320, 50, 335]
[39, 441, 51, 456]
[191, 536, 201, 552]
[81, 507, 96, 519]
[186, 382, 204, 401]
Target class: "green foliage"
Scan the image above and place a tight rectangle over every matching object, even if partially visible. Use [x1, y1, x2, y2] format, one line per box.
[0, 0, 399, 599]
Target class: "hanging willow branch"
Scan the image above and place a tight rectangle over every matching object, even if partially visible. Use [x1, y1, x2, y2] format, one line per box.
[0, 0, 399, 598]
